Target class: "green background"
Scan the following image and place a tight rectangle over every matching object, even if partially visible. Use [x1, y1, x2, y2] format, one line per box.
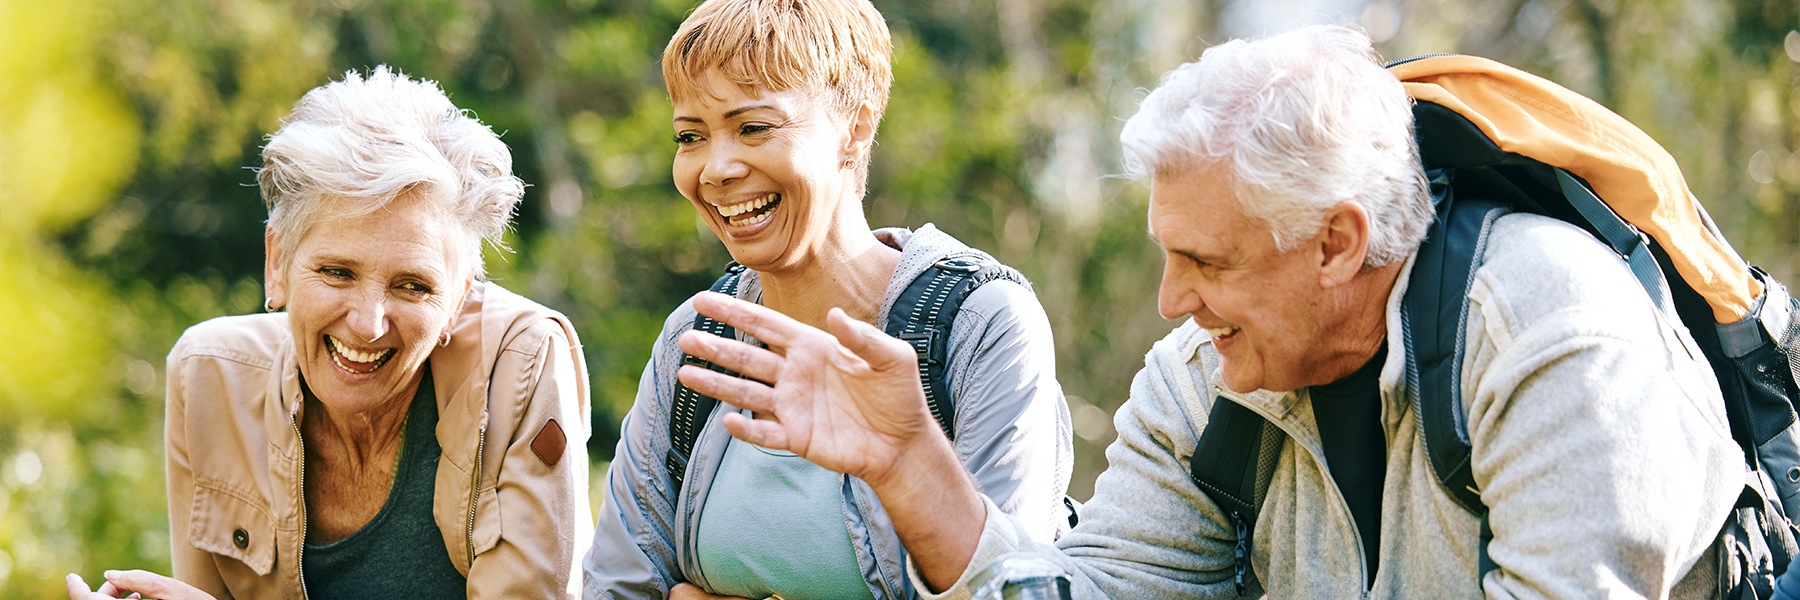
[2, 0, 1796, 594]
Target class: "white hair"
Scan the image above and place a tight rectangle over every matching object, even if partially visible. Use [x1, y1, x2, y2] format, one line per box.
[257, 65, 523, 278]
[1120, 25, 1431, 267]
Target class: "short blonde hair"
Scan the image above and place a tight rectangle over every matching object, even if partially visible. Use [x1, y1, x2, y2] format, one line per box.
[257, 65, 523, 278]
[663, 0, 893, 191]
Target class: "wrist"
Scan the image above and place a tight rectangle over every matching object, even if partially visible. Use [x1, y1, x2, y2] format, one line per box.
[866, 428, 962, 496]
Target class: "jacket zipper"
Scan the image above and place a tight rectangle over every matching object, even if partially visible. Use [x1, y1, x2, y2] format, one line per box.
[467, 414, 488, 568]
[1216, 391, 1373, 595]
[290, 414, 311, 600]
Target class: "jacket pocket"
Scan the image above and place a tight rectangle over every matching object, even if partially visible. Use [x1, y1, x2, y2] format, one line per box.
[188, 481, 276, 575]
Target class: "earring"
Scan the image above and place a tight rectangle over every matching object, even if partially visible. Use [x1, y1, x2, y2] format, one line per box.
[842, 157, 855, 168]
[264, 298, 280, 313]
[439, 331, 452, 347]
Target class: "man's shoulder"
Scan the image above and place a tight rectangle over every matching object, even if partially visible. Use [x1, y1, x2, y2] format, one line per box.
[1470, 212, 1664, 328]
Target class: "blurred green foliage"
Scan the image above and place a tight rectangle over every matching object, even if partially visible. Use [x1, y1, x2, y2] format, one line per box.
[1, 0, 1796, 595]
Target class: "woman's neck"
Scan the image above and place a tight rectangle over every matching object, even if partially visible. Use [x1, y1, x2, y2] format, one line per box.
[758, 228, 902, 330]
[300, 383, 414, 472]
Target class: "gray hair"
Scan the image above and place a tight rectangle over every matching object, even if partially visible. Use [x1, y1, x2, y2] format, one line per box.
[1120, 25, 1431, 267]
[257, 65, 523, 278]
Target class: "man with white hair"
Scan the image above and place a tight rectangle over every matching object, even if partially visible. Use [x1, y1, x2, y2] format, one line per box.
[672, 25, 1741, 598]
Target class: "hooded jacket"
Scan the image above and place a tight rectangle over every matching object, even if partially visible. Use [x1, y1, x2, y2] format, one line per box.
[164, 281, 593, 599]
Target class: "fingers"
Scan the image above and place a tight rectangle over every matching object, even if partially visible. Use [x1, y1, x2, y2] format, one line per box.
[826, 307, 921, 372]
[103, 570, 206, 600]
[66, 573, 97, 599]
[677, 329, 784, 383]
[721, 412, 789, 450]
[691, 291, 812, 348]
[677, 364, 777, 413]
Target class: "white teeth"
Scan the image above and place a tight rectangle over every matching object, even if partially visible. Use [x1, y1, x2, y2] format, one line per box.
[326, 335, 393, 365]
[716, 193, 778, 218]
[734, 210, 772, 227]
[1204, 326, 1240, 339]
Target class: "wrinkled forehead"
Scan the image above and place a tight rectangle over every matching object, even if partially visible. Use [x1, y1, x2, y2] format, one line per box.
[285, 192, 477, 275]
[1146, 162, 1262, 242]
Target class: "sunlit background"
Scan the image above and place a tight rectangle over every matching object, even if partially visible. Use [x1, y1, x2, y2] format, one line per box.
[2, 0, 1796, 594]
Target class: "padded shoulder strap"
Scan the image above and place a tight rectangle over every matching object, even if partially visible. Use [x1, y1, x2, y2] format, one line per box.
[1405, 169, 1511, 582]
[1406, 169, 1511, 517]
[1189, 397, 1284, 597]
[666, 263, 747, 491]
[884, 253, 1030, 441]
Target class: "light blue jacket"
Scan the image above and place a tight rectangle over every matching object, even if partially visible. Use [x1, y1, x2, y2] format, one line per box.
[584, 225, 1073, 599]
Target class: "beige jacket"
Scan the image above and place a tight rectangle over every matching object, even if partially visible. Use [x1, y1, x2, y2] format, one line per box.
[163, 281, 593, 599]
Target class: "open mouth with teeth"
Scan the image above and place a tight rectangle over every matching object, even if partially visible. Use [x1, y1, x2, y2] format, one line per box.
[325, 334, 396, 374]
[1204, 325, 1240, 341]
[716, 193, 781, 227]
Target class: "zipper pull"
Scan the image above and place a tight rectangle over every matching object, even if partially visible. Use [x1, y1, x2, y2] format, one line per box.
[1231, 512, 1251, 596]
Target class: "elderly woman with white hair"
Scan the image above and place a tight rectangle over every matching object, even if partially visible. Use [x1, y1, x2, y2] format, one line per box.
[68, 66, 592, 599]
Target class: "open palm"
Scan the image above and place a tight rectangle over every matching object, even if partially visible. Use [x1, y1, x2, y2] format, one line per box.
[676, 291, 939, 485]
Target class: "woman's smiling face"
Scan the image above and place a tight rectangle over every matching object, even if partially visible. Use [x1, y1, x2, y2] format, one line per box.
[670, 71, 860, 273]
[266, 193, 471, 413]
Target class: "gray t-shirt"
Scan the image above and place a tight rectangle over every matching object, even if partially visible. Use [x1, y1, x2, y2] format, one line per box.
[303, 367, 467, 598]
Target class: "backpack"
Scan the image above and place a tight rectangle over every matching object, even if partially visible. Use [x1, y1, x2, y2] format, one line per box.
[664, 254, 1031, 491]
[1187, 54, 1800, 599]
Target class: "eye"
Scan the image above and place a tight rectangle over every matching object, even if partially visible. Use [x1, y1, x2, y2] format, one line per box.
[739, 123, 773, 136]
[398, 281, 434, 295]
[673, 132, 702, 145]
[319, 266, 352, 280]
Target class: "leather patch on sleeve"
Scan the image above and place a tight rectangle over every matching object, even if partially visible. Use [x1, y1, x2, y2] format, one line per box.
[530, 418, 567, 468]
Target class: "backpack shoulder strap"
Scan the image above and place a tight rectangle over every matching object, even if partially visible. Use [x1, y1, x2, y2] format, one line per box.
[1189, 397, 1284, 597]
[884, 253, 1030, 441]
[666, 262, 748, 491]
[1405, 167, 1511, 579]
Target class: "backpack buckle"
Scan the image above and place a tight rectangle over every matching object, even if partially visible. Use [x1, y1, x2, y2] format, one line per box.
[898, 331, 933, 362]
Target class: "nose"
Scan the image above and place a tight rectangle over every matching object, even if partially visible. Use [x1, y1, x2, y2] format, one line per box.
[347, 286, 390, 343]
[1156, 257, 1202, 321]
[699, 139, 749, 188]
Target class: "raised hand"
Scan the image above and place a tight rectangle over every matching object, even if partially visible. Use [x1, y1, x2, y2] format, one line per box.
[676, 291, 939, 487]
[677, 291, 992, 591]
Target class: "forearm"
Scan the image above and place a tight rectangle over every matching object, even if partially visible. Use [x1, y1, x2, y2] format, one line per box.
[866, 433, 988, 592]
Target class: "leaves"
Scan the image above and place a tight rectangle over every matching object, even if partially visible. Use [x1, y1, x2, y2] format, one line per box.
[2, 0, 1796, 594]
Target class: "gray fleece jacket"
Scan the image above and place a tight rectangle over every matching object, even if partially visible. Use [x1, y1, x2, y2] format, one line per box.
[923, 213, 1742, 599]
[585, 224, 1074, 599]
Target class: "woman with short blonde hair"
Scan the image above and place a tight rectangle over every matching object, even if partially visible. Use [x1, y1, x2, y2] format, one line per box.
[583, 0, 1073, 598]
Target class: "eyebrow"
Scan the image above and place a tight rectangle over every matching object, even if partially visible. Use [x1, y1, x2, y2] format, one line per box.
[673, 104, 781, 125]
[311, 253, 444, 281]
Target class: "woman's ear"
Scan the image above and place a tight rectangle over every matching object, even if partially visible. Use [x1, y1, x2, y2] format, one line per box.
[263, 227, 287, 310]
[841, 102, 877, 164]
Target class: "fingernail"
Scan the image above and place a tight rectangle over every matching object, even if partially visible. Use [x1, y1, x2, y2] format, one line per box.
[104, 570, 118, 578]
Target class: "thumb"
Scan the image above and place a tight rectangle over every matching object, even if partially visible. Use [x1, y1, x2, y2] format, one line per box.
[826, 307, 916, 372]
